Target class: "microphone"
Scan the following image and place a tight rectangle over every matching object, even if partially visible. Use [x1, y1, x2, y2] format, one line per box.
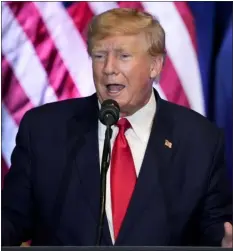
[99, 99, 120, 126]
[96, 99, 120, 246]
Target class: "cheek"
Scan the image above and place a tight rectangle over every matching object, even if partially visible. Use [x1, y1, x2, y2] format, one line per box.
[121, 63, 150, 89]
[118, 62, 133, 73]
[92, 64, 103, 82]
[119, 63, 139, 85]
[135, 63, 151, 86]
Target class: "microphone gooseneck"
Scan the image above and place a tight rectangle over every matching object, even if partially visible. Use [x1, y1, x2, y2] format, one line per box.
[96, 99, 120, 246]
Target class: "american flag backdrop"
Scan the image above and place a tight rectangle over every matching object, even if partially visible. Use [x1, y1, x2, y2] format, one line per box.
[2, 1, 232, 185]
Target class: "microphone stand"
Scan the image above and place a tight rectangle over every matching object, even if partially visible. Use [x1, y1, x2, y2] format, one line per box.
[96, 125, 113, 246]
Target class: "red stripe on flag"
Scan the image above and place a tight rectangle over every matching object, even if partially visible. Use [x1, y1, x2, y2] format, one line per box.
[67, 2, 94, 43]
[174, 2, 197, 51]
[2, 56, 34, 125]
[119, 1, 190, 107]
[118, 1, 144, 10]
[7, 1, 80, 100]
[160, 57, 190, 106]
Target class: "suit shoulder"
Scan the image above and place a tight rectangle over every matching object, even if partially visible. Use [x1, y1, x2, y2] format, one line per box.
[162, 100, 222, 140]
[21, 94, 96, 125]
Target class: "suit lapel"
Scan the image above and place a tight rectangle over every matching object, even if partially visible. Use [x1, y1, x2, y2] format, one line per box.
[66, 94, 112, 246]
[115, 90, 176, 245]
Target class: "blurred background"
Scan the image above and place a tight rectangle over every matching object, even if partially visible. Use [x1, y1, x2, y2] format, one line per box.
[2, 1, 232, 186]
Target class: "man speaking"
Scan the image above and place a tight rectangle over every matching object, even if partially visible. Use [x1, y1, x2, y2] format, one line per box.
[2, 8, 232, 247]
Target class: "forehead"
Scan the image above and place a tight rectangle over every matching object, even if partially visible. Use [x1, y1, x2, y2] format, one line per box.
[92, 34, 148, 52]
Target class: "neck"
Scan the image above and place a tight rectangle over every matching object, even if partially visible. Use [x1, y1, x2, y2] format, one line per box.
[120, 90, 153, 118]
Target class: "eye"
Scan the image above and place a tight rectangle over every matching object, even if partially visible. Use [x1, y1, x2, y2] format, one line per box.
[120, 54, 131, 60]
[92, 53, 105, 60]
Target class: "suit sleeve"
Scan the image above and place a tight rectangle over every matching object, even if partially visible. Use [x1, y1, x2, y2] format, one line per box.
[2, 111, 34, 246]
[199, 130, 232, 246]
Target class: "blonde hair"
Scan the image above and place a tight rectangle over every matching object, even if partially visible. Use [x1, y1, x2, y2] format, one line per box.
[87, 8, 166, 58]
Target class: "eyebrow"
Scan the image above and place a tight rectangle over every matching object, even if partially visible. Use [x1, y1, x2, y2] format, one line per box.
[92, 48, 131, 54]
[91, 50, 107, 54]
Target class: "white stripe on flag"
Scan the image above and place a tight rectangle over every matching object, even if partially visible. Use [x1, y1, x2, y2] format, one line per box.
[2, 104, 18, 167]
[1, 3, 58, 106]
[88, 2, 118, 15]
[35, 2, 96, 97]
[142, 2, 205, 115]
[153, 84, 167, 101]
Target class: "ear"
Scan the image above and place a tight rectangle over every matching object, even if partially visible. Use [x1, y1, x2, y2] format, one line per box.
[150, 55, 164, 79]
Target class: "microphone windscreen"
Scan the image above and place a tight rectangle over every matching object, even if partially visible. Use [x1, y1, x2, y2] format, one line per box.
[99, 99, 120, 126]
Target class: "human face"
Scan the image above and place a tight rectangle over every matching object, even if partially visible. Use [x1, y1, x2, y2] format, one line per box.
[91, 33, 163, 117]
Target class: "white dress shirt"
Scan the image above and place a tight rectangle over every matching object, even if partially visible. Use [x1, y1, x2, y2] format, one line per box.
[98, 90, 156, 244]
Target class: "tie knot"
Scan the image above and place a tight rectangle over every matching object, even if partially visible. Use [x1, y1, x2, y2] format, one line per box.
[117, 118, 131, 133]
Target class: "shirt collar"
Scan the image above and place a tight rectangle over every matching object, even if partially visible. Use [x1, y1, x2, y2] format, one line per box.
[125, 90, 156, 143]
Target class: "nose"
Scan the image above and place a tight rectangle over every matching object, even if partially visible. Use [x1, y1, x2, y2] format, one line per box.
[103, 54, 118, 75]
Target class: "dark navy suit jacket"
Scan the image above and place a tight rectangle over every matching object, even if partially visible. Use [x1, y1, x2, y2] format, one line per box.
[2, 90, 232, 246]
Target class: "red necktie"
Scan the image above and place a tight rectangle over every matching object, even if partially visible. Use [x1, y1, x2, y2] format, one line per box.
[110, 118, 137, 240]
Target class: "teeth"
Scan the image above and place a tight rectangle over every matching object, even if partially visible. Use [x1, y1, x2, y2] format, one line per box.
[109, 91, 119, 93]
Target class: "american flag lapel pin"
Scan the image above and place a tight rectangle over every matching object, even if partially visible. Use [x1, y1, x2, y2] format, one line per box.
[165, 139, 172, 148]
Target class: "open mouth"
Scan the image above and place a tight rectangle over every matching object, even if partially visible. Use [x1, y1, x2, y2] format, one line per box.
[106, 84, 125, 94]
